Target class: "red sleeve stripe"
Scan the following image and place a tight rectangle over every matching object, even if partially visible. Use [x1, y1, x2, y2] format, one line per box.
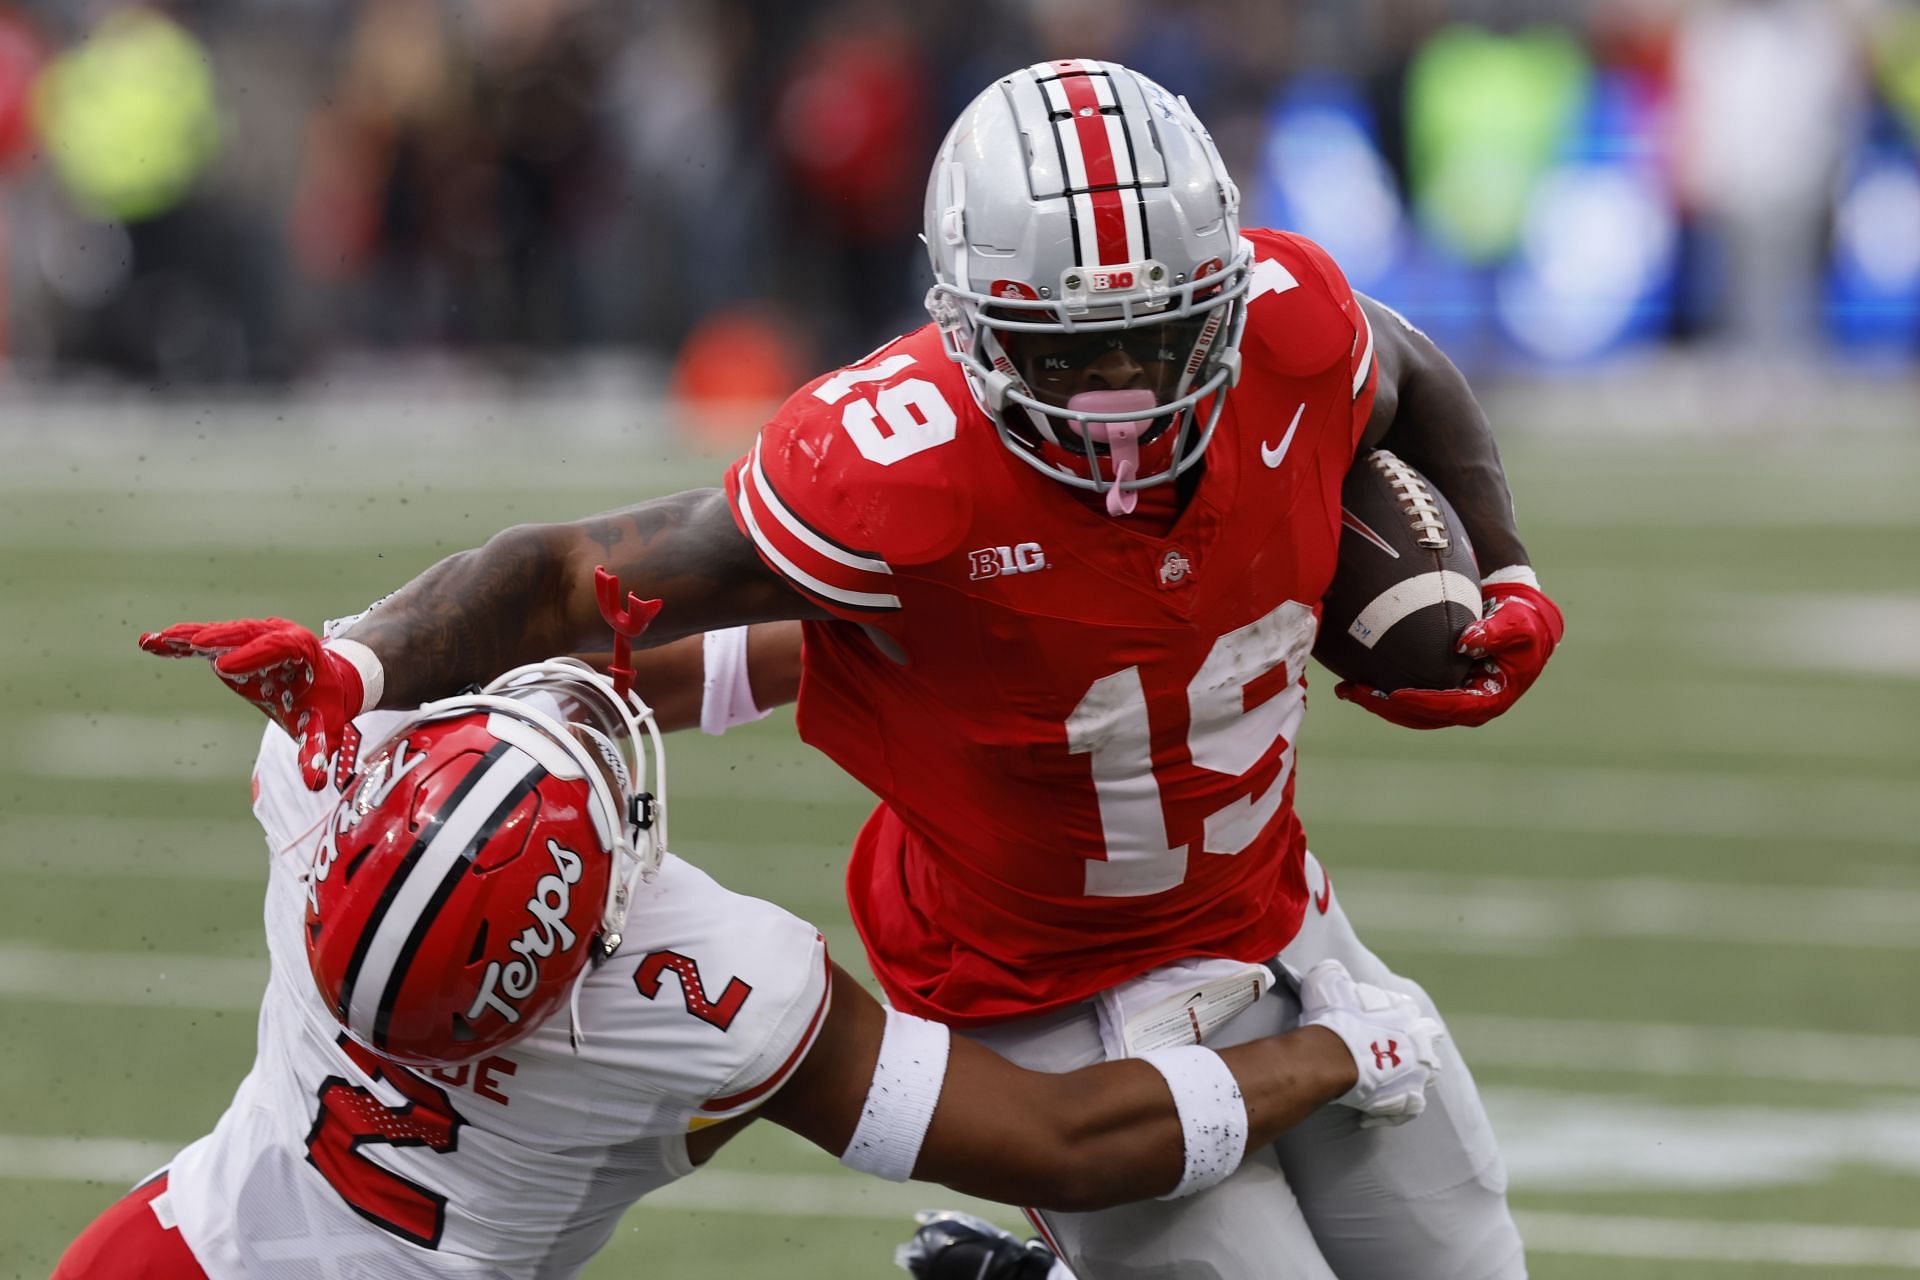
[699, 942, 832, 1114]
[747, 440, 892, 575]
[735, 451, 902, 612]
[1351, 304, 1375, 400]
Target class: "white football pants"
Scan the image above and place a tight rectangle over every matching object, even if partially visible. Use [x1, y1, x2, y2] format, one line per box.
[961, 853, 1526, 1280]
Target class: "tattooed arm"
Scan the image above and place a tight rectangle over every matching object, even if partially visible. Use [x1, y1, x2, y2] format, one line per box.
[1357, 295, 1530, 573]
[343, 488, 828, 708]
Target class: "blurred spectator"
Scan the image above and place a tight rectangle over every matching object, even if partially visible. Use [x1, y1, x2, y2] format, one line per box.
[294, 0, 621, 360]
[0, 0, 1908, 387]
[25, 5, 286, 382]
[1672, 0, 1863, 355]
[1403, 22, 1589, 265]
[770, 2, 932, 358]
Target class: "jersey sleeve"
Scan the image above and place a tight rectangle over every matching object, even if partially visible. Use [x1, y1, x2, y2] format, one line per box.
[724, 340, 974, 623]
[608, 856, 833, 1127]
[1275, 232, 1378, 449]
[1246, 229, 1379, 451]
[693, 927, 831, 1124]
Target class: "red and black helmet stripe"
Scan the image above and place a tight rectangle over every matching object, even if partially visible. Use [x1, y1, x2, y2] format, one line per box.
[371, 766, 545, 1052]
[334, 740, 514, 1027]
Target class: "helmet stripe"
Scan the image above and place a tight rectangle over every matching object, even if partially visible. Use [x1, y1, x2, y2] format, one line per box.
[344, 742, 542, 1046]
[371, 765, 544, 1052]
[335, 738, 513, 1026]
[1056, 71, 1136, 265]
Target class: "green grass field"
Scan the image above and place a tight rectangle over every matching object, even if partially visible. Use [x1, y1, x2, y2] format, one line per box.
[1, 414, 1916, 1278]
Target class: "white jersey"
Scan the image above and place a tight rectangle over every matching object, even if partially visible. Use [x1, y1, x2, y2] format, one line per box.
[166, 715, 832, 1280]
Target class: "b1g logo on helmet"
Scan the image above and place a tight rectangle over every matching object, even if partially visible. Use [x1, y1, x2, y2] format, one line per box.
[466, 839, 585, 1026]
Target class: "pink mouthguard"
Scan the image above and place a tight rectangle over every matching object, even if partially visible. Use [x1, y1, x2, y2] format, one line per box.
[1067, 389, 1157, 516]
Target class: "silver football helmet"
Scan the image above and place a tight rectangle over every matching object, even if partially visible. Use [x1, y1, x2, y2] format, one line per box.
[924, 59, 1252, 513]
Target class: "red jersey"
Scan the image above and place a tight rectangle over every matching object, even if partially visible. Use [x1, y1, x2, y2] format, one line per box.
[726, 230, 1378, 1025]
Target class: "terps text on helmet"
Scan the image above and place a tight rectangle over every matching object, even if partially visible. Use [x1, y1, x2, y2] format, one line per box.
[467, 839, 585, 1026]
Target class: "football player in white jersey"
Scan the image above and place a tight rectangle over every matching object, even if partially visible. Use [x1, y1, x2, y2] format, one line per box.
[55, 619, 1443, 1280]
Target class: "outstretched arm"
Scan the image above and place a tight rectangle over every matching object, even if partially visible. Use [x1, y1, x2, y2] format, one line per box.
[140, 490, 823, 785]
[343, 488, 826, 708]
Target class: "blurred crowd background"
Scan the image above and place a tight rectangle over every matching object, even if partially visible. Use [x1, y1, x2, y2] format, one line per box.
[0, 0, 1916, 416]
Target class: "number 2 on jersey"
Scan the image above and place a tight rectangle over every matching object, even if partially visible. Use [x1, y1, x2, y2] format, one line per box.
[1068, 601, 1316, 897]
[635, 950, 753, 1031]
[306, 1033, 465, 1248]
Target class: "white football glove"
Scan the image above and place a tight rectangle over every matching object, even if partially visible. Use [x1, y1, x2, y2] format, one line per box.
[1298, 960, 1445, 1129]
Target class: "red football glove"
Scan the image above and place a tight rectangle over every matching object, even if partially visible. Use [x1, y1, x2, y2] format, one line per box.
[138, 618, 367, 790]
[1335, 574, 1564, 730]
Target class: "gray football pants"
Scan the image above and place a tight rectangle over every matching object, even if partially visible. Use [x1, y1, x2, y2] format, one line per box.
[961, 854, 1526, 1280]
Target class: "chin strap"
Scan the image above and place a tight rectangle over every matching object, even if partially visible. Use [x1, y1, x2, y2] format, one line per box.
[566, 960, 593, 1053]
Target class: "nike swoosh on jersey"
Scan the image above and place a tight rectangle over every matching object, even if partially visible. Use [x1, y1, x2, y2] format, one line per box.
[1261, 403, 1307, 469]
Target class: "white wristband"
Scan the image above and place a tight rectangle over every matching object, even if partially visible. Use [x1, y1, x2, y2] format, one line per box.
[323, 638, 384, 715]
[840, 1008, 950, 1182]
[701, 626, 772, 736]
[1481, 564, 1539, 591]
[1137, 1046, 1248, 1200]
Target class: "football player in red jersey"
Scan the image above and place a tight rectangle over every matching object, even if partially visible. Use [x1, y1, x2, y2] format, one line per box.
[150, 60, 1561, 1279]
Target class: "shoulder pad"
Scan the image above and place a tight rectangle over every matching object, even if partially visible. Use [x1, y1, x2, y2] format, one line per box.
[1237, 229, 1365, 379]
[594, 856, 830, 1116]
[729, 331, 976, 611]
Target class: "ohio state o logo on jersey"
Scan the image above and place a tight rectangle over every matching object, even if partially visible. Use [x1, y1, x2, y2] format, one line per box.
[1157, 548, 1194, 590]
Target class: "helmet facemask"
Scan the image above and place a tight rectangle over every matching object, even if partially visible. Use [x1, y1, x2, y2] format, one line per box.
[952, 263, 1251, 513]
[446, 658, 667, 960]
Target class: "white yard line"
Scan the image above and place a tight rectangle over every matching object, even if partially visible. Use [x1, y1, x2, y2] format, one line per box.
[10, 807, 1920, 960]
[1335, 869, 1920, 952]
[0, 944, 264, 1011]
[8, 1135, 1918, 1270]
[1452, 1014, 1920, 1090]
[1515, 1212, 1920, 1269]
[12, 712, 1917, 847]
[2, 940, 1915, 1091]
[1299, 758, 1916, 847]
[0, 816, 266, 881]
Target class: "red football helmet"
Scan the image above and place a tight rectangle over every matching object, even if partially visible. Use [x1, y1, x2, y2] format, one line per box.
[304, 660, 667, 1065]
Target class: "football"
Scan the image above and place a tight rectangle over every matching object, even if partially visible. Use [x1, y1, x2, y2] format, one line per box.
[1313, 449, 1483, 691]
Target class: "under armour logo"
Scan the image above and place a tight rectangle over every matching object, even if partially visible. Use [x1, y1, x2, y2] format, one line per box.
[1372, 1040, 1401, 1070]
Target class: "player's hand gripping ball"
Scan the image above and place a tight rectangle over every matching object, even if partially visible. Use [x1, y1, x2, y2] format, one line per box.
[1336, 573, 1565, 729]
[138, 618, 364, 790]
